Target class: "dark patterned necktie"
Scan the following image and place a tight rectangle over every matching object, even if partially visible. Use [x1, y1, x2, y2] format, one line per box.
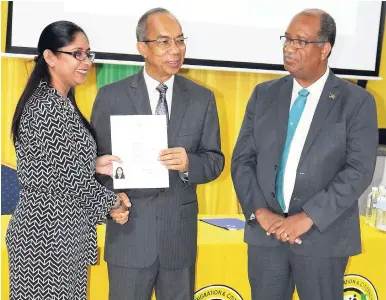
[155, 83, 169, 124]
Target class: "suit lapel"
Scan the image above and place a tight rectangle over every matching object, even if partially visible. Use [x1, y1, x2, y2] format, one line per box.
[298, 71, 341, 164]
[126, 69, 152, 115]
[168, 75, 190, 145]
[276, 76, 293, 160]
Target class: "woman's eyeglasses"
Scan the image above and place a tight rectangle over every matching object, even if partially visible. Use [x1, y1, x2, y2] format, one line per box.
[56, 50, 96, 62]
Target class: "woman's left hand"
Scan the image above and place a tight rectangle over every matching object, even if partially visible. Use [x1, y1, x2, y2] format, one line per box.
[96, 155, 121, 176]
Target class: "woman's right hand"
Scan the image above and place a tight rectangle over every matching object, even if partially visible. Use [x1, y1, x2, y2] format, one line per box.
[110, 193, 131, 225]
[96, 155, 121, 176]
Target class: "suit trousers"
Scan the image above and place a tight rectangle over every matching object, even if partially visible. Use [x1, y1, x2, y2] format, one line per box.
[248, 244, 348, 300]
[108, 257, 195, 300]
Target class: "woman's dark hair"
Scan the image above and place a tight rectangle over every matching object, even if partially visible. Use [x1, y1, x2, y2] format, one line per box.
[11, 20, 95, 145]
[115, 167, 125, 179]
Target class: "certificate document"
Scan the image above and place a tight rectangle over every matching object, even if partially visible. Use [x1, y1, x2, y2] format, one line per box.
[110, 115, 169, 189]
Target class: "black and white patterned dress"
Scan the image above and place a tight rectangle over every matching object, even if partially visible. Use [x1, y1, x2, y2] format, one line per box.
[6, 82, 116, 299]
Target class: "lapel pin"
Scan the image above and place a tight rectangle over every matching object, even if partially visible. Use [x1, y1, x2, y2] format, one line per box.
[328, 93, 336, 99]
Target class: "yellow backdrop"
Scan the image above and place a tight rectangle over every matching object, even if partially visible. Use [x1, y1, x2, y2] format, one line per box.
[1, 1, 386, 215]
[2, 2, 386, 300]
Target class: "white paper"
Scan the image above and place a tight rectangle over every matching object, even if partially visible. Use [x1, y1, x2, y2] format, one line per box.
[110, 115, 169, 189]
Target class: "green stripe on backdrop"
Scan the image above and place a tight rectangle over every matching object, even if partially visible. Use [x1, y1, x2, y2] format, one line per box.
[96, 64, 142, 88]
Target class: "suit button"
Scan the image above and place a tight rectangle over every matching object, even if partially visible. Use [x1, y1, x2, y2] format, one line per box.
[160, 188, 165, 192]
[271, 192, 276, 198]
[274, 165, 278, 170]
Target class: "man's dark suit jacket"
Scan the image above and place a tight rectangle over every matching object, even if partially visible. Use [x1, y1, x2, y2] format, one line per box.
[91, 69, 224, 269]
[232, 71, 378, 258]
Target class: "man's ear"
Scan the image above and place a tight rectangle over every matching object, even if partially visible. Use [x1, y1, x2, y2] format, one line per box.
[137, 42, 147, 59]
[321, 42, 332, 61]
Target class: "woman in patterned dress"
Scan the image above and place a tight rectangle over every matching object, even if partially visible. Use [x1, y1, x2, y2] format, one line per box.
[6, 21, 130, 299]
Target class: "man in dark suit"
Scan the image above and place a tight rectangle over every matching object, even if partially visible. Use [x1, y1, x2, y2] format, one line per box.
[231, 9, 378, 300]
[91, 8, 224, 300]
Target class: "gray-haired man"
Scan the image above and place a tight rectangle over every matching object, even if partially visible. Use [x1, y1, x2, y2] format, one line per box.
[91, 7, 224, 300]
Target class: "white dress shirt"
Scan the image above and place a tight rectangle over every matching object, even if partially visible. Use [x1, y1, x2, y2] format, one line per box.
[143, 68, 174, 117]
[282, 68, 330, 212]
[143, 68, 188, 181]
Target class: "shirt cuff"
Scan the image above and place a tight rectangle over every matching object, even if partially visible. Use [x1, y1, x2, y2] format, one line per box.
[178, 171, 189, 182]
[247, 213, 257, 225]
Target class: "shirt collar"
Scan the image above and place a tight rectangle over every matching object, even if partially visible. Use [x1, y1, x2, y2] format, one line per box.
[143, 67, 174, 94]
[293, 67, 330, 96]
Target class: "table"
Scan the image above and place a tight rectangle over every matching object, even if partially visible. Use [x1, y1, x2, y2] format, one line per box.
[2, 215, 385, 299]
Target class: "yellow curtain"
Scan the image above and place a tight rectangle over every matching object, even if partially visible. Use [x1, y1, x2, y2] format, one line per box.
[2, 1, 386, 215]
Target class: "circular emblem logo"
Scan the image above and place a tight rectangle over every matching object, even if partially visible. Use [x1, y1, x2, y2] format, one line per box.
[344, 274, 378, 300]
[194, 285, 243, 300]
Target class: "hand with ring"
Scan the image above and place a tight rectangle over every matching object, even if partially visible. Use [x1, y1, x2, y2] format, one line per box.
[280, 231, 290, 242]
